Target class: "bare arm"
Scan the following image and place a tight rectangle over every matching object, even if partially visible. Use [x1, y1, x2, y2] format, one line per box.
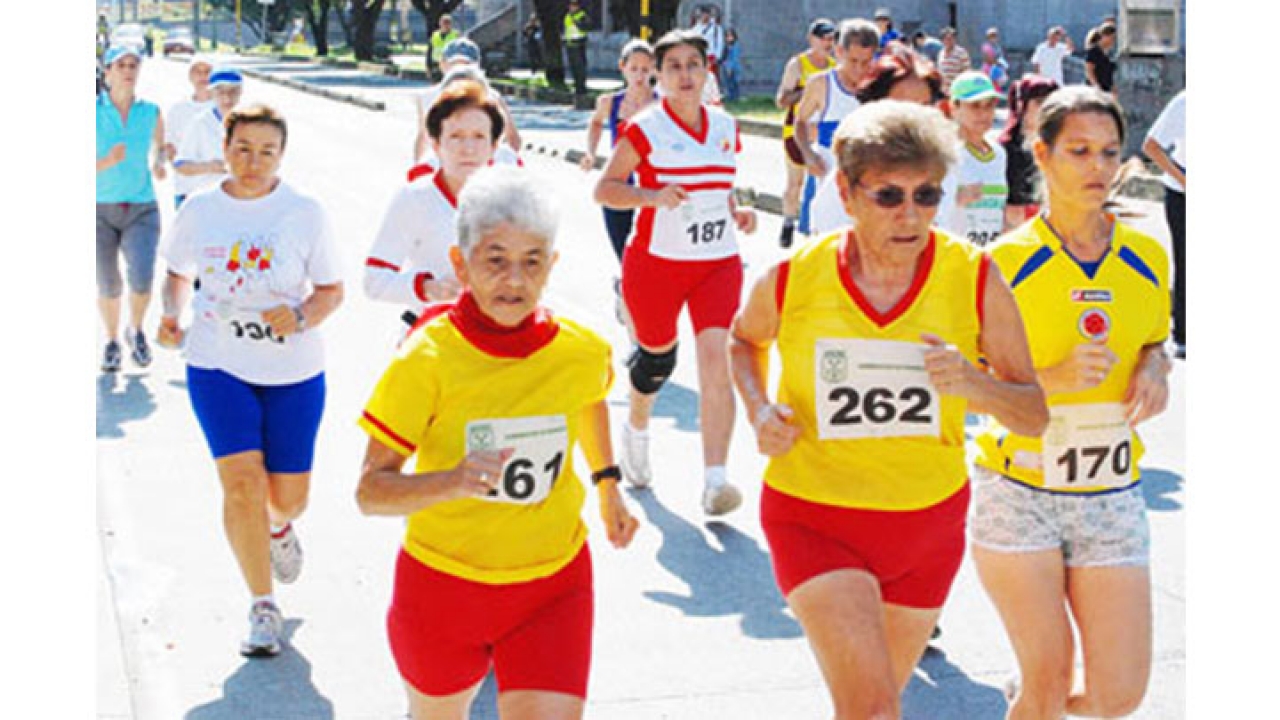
[498, 95, 522, 151]
[151, 112, 167, 180]
[1142, 136, 1186, 190]
[792, 77, 828, 177]
[594, 137, 686, 210]
[774, 58, 803, 109]
[580, 94, 611, 170]
[730, 265, 801, 456]
[577, 399, 639, 548]
[1123, 341, 1171, 425]
[356, 438, 509, 517]
[261, 282, 345, 338]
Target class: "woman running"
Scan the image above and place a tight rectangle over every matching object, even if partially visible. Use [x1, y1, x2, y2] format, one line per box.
[971, 86, 1172, 720]
[594, 29, 758, 515]
[729, 100, 1047, 718]
[999, 74, 1060, 228]
[357, 167, 639, 720]
[157, 104, 345, 657]
[938, 70, 1008, 248]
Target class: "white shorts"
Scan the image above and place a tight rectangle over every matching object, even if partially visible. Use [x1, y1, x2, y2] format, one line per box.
[969, 466, 1150, 567]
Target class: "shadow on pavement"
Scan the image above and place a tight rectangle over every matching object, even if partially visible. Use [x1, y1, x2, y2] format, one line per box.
[96, 373, 157, 439]
[273, 72, 414, 89]
[610, 381, 701, 434]
[630, 489, 802, 640]
[904, 646, 1008, 719]
[184, 620, 334, 720]
[469, 671, 499, 719]
[1140, 467, 1184, 512]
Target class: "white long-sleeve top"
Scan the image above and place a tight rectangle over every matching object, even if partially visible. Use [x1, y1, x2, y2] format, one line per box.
[363, 170, 459, 307]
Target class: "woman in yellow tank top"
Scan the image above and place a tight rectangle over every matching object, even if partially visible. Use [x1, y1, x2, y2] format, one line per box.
[729, 101, 1048, 717]
[971, 86, 1172, 720]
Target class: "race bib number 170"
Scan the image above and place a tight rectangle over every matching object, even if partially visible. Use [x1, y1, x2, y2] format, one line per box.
[465, 415, 569, 505]
[814, 338, 940, 440]
[1041, 403, 1133, 489]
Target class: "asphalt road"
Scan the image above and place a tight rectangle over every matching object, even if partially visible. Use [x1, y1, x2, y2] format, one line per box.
[96, 55, 1185, 720]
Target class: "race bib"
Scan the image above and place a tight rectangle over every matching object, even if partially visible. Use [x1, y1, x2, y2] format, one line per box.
[465, 415, 569, 505]
[814, 338, 940, 440]
[221, 309, 286, 345]
[1041, 403, 1133, 489]
[963, 185, 1007, 247]
[650, 191, 737, 260]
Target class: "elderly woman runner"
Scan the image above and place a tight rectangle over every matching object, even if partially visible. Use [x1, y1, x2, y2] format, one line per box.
[357, 167, 640, 720]
[729, 100, 1048, 718]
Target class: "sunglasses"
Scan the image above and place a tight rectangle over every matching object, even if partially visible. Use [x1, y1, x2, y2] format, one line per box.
[855, 181, 945, 208]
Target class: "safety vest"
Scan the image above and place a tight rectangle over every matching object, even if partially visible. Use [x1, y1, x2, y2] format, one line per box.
[431, 29, 459, 58]
[564, 10, 588, 44]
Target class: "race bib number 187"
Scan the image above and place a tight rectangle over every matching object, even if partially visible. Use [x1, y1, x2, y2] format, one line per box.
[814, 338, 940, 440]
[465, 415, 569, 504]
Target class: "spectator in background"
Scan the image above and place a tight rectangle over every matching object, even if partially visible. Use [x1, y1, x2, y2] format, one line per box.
[937, 27, 971, 94]
[694, 5, 726, 81]
[721, 28, 742, 102]
[1030, 26, 1074, 86]
[912, 30, 944, 65]
[1085, 22, 1119, 97]
[564, 0, 591, 95]
[1144, 89, 1186, 359]
[981, 27, 1009, 92]
[874, 8, 901, 48]
[523, 12, 544, 74]
[428, 14, 460, 79]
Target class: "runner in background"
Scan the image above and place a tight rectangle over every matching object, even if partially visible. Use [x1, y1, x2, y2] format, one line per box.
[173, 67, 243, 207]
[164, 54, 214, 209]
[774, 19, 836, 248]
[1000, 74, 1059, 228]
[414, 38, 521, 165]
[938, 71, 1008, 247]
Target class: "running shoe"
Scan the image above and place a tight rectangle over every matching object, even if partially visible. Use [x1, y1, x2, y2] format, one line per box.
[125, 328, 152, 367]
[240, 600, 283, 658]
[779, 220, 796, 249]
[101, 339, 122, 373]
[270, 523, 304, 584]
[619, 422, 652, 489]
[701, 481, 743, 516]
[1174, 342, 1186, 360]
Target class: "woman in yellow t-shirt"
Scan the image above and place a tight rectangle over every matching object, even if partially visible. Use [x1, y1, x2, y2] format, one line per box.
[356, 167, 639, 720]
[972, 86, 1172, 719]
[729, 101, 1047, 717]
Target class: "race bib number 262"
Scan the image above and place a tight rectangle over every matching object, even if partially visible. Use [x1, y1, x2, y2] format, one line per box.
[814, 338, 940, 440]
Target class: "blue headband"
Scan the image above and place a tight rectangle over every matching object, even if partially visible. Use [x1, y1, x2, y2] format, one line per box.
[208, 68, 244, 88]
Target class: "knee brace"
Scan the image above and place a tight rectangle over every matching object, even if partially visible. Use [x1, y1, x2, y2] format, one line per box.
[628, 345, 677, 395]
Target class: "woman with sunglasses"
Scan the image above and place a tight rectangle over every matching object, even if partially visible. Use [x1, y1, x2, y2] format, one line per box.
[594, 30, 757, 516]
[970, 86, 1172, 720]
[729, 100, 1047, 718]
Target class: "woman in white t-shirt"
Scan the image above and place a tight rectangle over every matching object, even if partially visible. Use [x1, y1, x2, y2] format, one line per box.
[939, 71, 1008, 247]
[365, 80, 506, 313]
[157, 104, 345, 659]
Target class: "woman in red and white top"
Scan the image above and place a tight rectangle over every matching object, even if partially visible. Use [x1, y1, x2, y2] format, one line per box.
[594, 29, 757, 516]
[364, 80, 504, 311]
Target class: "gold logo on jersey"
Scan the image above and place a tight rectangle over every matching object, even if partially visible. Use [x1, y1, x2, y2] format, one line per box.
[820, 350, 848, 383]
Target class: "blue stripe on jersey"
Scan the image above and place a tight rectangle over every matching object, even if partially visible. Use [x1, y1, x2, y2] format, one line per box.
[1009, 245, 1056, 289]
[1118, 246, 1160, 289]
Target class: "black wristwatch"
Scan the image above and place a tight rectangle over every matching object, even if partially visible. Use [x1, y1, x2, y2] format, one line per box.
[591, 465, 622, 486]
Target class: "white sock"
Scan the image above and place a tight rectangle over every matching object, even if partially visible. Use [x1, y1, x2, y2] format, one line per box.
[270, 523, 288, 537]
[251, 594, 276, 609]
[626, 422, 649, 437]
[705, 465, 727, 489]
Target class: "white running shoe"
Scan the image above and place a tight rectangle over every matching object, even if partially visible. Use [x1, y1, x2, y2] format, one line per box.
[702, 482, 743, 516]
[270, 523, 303, 584]
[240, 600, 284, 658]
[619, 422, 652, 489]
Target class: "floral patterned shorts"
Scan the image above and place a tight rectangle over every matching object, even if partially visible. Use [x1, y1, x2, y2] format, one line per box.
[969, 467, 1150, 567]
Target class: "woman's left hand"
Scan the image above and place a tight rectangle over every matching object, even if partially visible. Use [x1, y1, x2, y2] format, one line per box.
[261, 304, 302, 337]
[922, 333, 983, 399]
[733, 207, 757, 235]
[1124, 355, 1169, 426]
[598, 482, 640, 549]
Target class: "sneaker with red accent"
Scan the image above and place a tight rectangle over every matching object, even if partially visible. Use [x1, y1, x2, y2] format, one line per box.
[270, 523, 303, 584]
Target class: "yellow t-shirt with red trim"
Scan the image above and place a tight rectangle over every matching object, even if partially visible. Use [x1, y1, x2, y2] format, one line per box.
[358, 313, 613, 584]
[975, 216, 1170, 493]
[766, 230, 988, 511]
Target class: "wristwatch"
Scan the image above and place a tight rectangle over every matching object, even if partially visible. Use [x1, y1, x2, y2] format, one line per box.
[591, 465, 622, 486]
[292, 305, 308, 332]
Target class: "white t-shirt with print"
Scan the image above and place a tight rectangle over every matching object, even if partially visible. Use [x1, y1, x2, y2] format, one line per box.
[1146, 90, 1186, 192]
[939, 139, 1008, 248]
[162, 180, 344, 385]
[1031, 42, 1071, 85]
[174, 106, 228, 198]
[166, 97, 215, 152]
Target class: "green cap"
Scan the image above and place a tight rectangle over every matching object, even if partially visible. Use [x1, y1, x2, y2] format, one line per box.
[950, 70, 1002, 103]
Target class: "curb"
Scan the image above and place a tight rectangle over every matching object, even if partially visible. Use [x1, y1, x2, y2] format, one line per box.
[238, 64, 386, 111]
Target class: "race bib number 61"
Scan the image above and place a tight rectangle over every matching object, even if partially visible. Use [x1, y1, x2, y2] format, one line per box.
[465, 415, 569, 504]
[814, 338, 940, 440]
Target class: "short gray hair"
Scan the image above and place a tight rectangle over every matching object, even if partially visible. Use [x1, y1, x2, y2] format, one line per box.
[456, 167, 559, 255]
[838, 18, 880, 50]
[833, 100, 958, 187]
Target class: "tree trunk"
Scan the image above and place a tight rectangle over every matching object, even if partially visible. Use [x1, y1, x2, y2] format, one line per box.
[334, 1, 355, 47]
[351, 0, 386, 61]
[304, 0, 332, 56]
[534, 0, 566, 88]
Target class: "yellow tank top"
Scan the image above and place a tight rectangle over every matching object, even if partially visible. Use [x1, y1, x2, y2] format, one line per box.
[975, 216, 1170, 493]
[766, 230, 987, 510]
[782, 52, 836, 139]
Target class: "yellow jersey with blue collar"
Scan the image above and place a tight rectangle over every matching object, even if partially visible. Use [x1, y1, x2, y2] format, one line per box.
[766, 229, 989, 511]
[359, 310, 613, 584]
[975, 215, 1170, 494]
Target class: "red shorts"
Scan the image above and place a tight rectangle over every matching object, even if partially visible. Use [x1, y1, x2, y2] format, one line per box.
[760, 483, 970, 609]
[386, 545, 594, 698]
[621, 246, 743, 348]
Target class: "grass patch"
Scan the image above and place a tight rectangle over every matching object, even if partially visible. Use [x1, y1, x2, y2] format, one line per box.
[724, 95, 783, 123]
